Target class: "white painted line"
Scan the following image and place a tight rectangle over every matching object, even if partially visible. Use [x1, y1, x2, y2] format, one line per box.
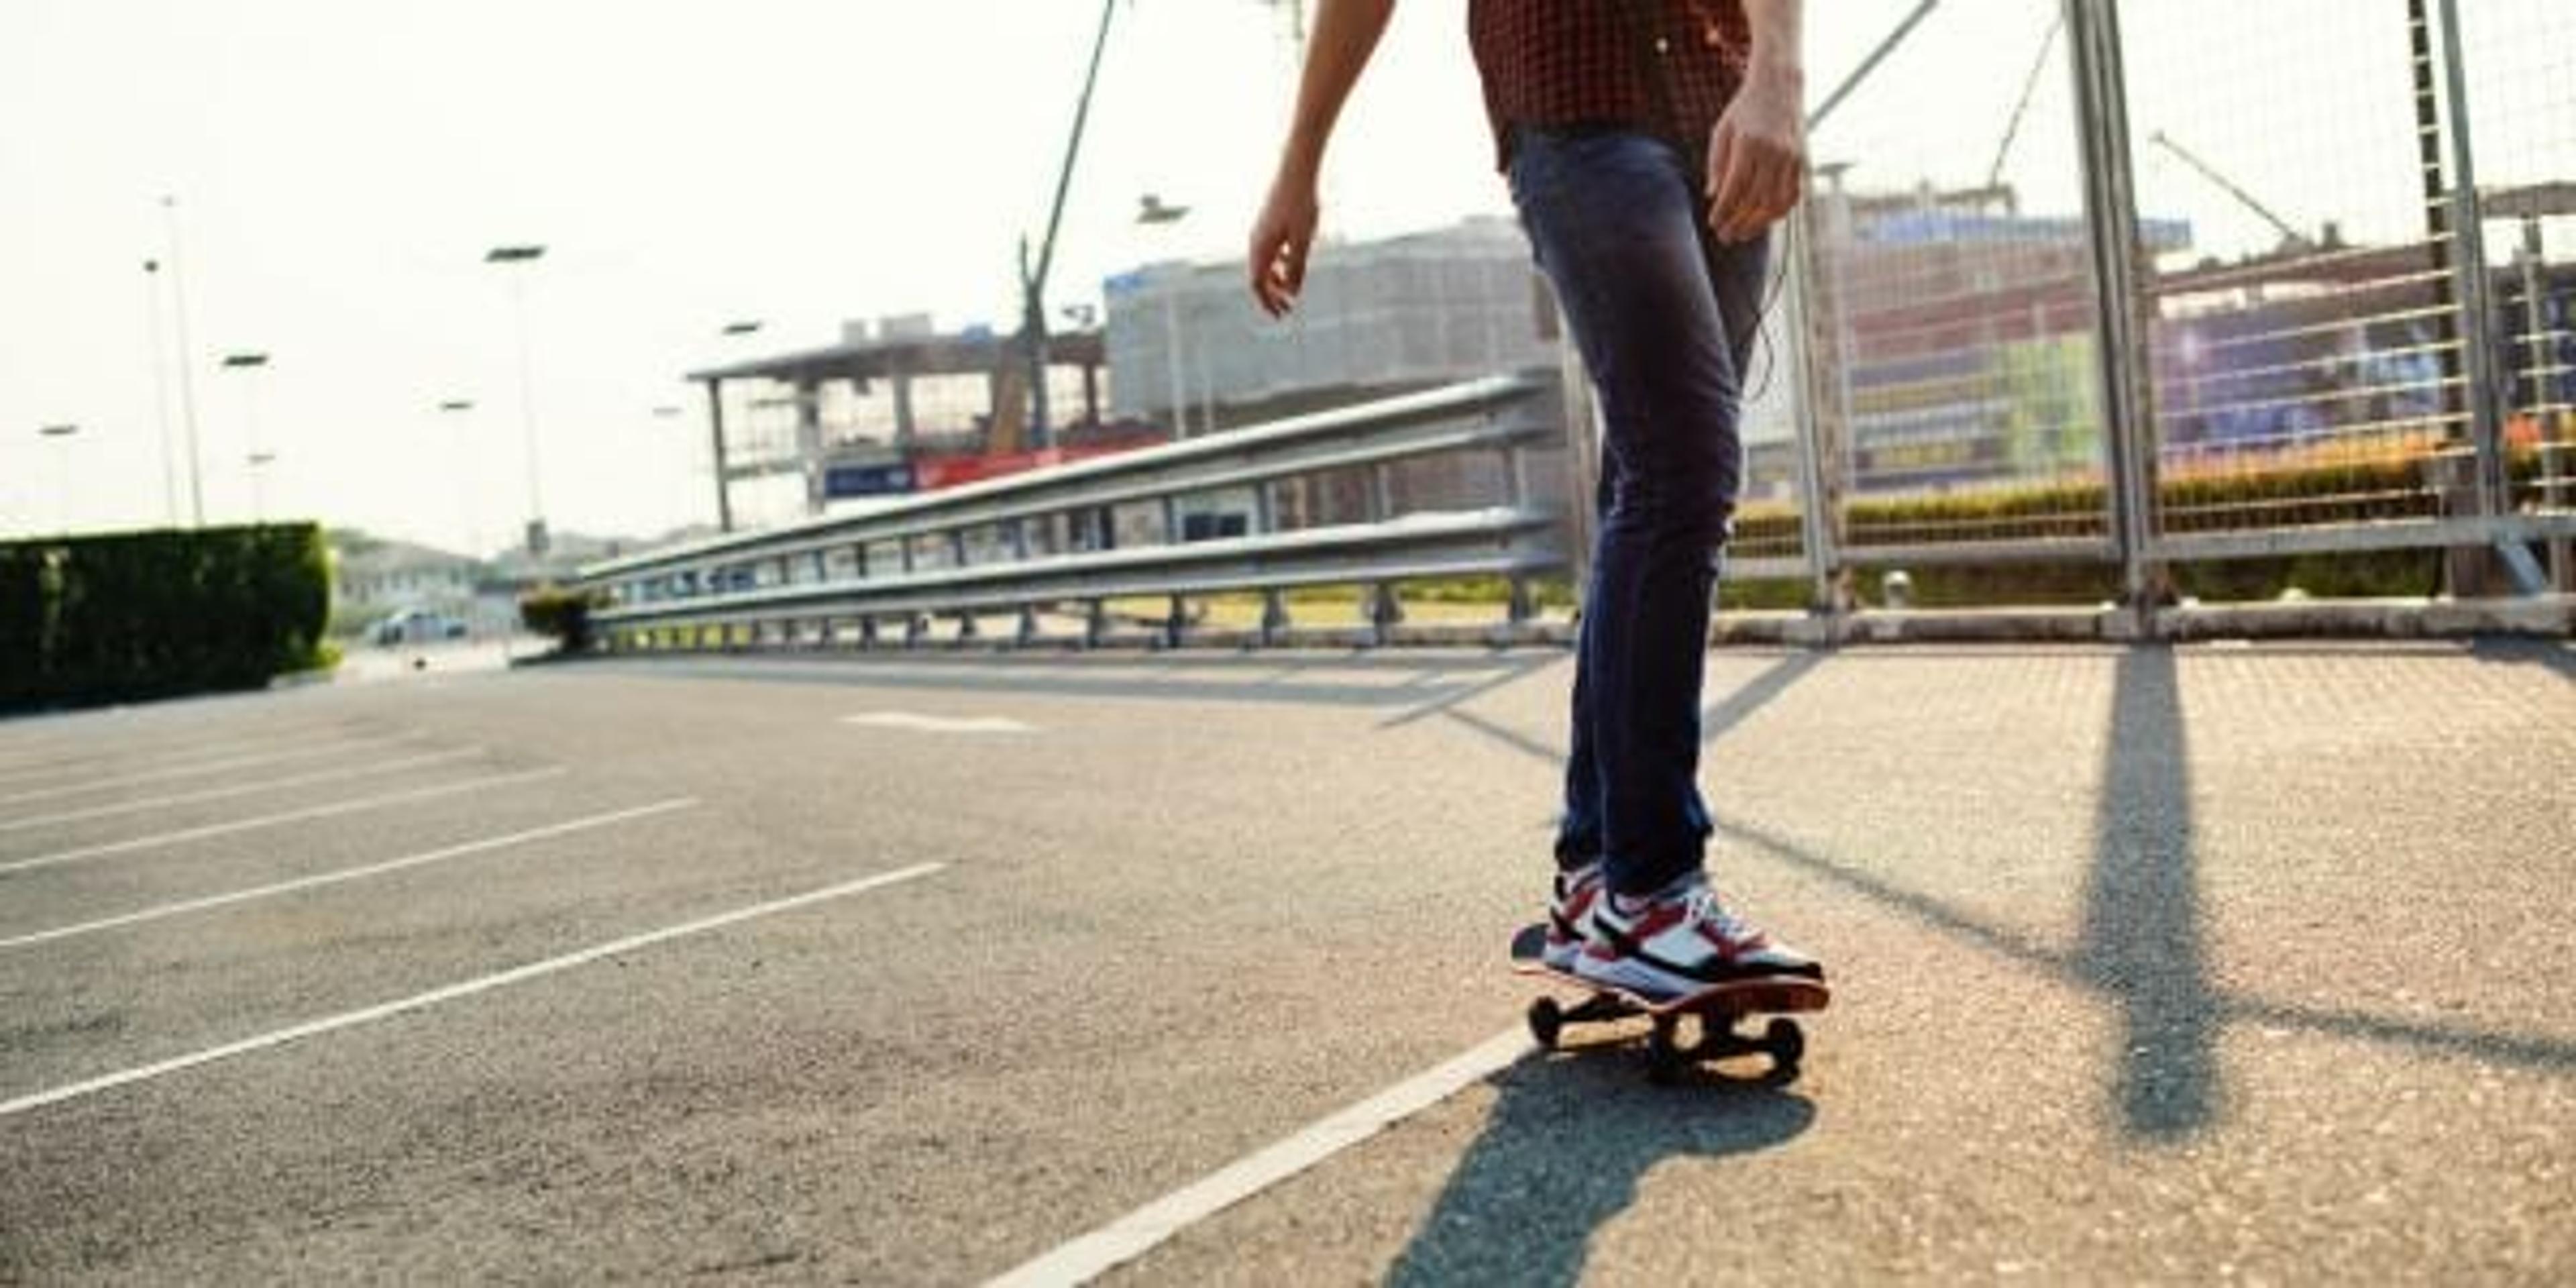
[843, 712, 1036, 735]
[0, 747, 486, 833]
[0, 798, 700, 951]
[0, 766, 569, 876]
[0, 862, 947, 1119]
[0, 735, 417, 806]
[0, 722, 374, 782]
[983, 1028, 1530, 1287]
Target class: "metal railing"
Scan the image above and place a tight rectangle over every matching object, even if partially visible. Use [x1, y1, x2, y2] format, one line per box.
[572, 0, 2573, 651]
[1747, 0, 2576, 610]
[574, 374, 1569, 651]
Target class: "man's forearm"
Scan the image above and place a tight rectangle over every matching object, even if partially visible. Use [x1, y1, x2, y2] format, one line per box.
[1740, 0, 1804, 93]
[1275, 0, 1396, 184]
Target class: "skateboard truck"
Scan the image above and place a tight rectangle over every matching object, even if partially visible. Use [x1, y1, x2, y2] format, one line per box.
[1525, 994, 1807, 1084]
[1511, 922, 1823, 1085]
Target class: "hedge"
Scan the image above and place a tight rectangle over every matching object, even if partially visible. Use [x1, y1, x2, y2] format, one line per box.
[519, 584, 604, 653]
[0, 524, 332, 714]
[1716, 443, 2545, 608]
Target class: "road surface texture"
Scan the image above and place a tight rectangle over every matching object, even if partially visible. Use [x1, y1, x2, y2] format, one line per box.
[2, 641, 2569, 1284]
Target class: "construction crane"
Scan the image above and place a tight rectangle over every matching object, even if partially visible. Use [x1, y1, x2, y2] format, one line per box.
[1986, 14, 2061, 192]
[2147, 129, 2312, 252]
[1012, 0, 1302, 453]
[1014, 0, 1118, 453]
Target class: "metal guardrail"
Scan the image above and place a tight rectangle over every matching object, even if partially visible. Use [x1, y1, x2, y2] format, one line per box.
[572, 1, 2575, 651]
[573, 373, 1569, 650]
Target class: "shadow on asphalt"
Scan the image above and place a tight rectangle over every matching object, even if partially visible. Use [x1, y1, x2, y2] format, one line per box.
[1375, 654, 1567, 729]
[2078, 646, 2220, 1138]
[2467, 636, 2576, 682]
[577, 651, 1563, 712]
[1430, 647, 1830, 771]
[1701, 649, 1832, 745]
[1385, 1051, 1815, 1288]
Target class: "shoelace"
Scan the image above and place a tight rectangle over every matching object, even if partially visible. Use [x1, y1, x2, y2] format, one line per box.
[1682, 884, 1762, 948]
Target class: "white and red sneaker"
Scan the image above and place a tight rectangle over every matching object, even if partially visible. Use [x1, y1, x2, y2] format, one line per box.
[1576, 872, 1823, 1000]
[1542, 863, 1605, 971]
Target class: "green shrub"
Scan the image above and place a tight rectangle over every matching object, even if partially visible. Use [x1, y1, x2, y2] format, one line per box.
[0, 524, 331, 714]
[520, 585, 604, 653]
[1713, 445, 2498, 607]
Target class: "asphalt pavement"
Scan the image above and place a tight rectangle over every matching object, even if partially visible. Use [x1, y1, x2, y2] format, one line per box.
[1, 641, 2570, 1283]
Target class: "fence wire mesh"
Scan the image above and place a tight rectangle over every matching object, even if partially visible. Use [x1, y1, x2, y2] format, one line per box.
[1794, 0, 2114, 556]
[2118, 0, 2475, 538]
[2455, 0, 2576, 521]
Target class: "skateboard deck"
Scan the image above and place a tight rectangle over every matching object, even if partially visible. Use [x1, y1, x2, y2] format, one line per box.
[1509, 922, 1828, 1081]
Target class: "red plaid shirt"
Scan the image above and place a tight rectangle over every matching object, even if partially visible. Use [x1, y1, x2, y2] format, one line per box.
[1468, 0, 1752, 169]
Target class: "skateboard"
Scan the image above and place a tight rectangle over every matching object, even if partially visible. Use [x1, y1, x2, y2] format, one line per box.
[1509, 922, 1828, 1083]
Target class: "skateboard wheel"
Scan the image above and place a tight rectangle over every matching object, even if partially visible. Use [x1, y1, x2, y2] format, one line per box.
[1646, 1018, 1684, 1085]
[1526, 998, 1564, 1051]
[1764, 1017, 1805, 1072]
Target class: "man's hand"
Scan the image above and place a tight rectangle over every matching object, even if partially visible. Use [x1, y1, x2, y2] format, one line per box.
[1248, 175, 1320, 318]
[1705, 66, 1805, 244]
[1246, 0, 1392, 318]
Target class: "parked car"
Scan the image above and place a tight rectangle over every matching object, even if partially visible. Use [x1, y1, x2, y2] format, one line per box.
[372, 608, 470, 647]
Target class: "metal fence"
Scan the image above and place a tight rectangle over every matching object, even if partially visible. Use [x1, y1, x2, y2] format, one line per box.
[570, 0, 2571, 649]
[576, 375, 1570, 652]
[1761, 0, 2576, 604]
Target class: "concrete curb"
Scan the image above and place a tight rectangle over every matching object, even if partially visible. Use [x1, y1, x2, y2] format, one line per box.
[1708, 596, 2573, 645]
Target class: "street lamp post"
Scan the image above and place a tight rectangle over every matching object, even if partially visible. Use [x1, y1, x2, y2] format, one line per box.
[161, 196, 207, 528]
[142, 260, 179, 527]
[221, 352, 270, 525]
[485, 244, 548, 558]
[1136, 193, 1192, 438]
[245, 451, 278, 523]
[438, 398, 480, 560]
[38, 424, 78, 535]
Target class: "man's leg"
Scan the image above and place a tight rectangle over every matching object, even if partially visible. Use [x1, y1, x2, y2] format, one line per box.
[1513, 127, 1817, 994]
[1554, 464, 1613, 871]
[1514, 127, 1743, 897]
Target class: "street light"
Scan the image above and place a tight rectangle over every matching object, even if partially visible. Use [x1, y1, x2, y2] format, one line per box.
[38, 424, 77, 535]
[142, 259, 180, 527]
[1136, 193, 1193, 438]
[162, 195, 207, 528]
[485, 243, 548, 558]
[244, 451, 278, 525]
[221, 353, 270, 525]
[437, 398, 480, 559]
[720, 320, 763, 337]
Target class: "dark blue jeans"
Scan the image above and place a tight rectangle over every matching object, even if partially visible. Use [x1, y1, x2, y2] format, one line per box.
[1508, 127, 1770, 898]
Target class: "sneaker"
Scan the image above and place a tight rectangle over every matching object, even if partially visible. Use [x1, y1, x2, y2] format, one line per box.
[1576, 872, 1823, 1000]
[1542, 862, 1605, 971]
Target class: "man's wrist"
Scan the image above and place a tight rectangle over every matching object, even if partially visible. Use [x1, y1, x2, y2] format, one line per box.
[1276, 136, 1327, 189]
[1743, 56, 1803, 96]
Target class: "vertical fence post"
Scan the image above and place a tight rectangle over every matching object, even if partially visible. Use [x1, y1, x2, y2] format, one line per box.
[2065, 0, 2159, 631]
[1260, 590, 1291, 645]
[1783, 201, 1843, 616]
[2431, 0, 2509, 525]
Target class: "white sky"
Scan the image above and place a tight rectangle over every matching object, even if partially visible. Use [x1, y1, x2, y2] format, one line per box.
[4, 1, 2564, 554]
